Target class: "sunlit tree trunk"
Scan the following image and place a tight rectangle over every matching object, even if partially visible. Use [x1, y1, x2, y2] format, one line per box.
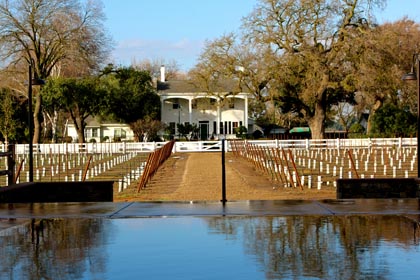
[308, 101, 326, 139]
[43, 109, 59, 143]
[33, 92, 42, 144]
[366, 99, 383, 134]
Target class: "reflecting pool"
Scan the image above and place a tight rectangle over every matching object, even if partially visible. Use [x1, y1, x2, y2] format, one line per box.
[0, 215, 419, 279]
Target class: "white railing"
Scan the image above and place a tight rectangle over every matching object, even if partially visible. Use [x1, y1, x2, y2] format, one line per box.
[2, 142, 166, 155]
[173, 141, 222, 152]
[244, 138, 416, 150]
[0, 137, 417, 154]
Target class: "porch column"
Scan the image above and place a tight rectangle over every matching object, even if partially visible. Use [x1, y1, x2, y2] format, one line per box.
[217, 100, 221, 136]
[161, 99, 165, 122]
[244, 95, 248, 129]
[188, 98, 192, 123]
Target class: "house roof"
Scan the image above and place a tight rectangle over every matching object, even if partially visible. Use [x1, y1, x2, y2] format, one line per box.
[157, 79, 246, 94]
[69, 116, 129, 128]
[289, 127, 311, 133]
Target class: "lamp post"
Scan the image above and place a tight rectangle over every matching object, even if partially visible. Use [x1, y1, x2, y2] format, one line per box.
[28, 64, 45, 182]
[402, 54, 420, 177]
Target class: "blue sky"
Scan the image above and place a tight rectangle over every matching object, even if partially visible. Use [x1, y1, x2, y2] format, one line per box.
[102, 0, 420, 72]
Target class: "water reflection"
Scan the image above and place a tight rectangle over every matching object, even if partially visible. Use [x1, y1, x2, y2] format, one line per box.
[207, 216, 420, 279]
[0, 219, 113, 280]
[0, 216, 419, 279]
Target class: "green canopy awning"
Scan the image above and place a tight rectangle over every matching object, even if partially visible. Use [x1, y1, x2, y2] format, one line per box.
[289, 127, 310, 133]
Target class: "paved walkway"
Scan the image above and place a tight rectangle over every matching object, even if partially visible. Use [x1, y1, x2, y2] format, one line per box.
[0, 199, 419, 220]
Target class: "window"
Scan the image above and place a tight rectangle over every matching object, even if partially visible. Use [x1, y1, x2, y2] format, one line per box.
[192, 99, 197, 109]
[173, 103, 180, 109]
[92, 128, 99, 138]
[233, 122, 239, 134]
[85, 128, 99, 138]
[114, 128, 127, 139]
[228, 99, 235, 108]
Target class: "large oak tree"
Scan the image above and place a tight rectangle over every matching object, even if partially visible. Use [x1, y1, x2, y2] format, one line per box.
[241, 0, 385, 139]
[352, 18, 420, 133]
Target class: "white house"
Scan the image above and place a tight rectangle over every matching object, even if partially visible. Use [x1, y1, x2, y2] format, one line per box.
[66, 66, 251, 143]
[157, 66, 250, 140]
[66, 117, 135, 143]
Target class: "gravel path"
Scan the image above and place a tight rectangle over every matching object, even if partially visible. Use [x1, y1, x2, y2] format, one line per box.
[116, 152, 336, 202]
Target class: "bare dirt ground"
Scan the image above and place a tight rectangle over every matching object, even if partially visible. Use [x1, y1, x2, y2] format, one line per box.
[115, 152, 336, 202]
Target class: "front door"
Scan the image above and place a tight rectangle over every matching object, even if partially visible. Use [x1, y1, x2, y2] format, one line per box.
[199, 121, 209, 140]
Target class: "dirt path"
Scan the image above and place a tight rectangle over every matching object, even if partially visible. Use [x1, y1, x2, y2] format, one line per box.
[115, 152, 336, 202]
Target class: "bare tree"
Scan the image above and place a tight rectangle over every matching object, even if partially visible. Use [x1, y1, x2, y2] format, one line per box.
[130, 117, 166, 142]
[131, 58, 181, 81]
[0, 0, 111, 143]
[189, 33, 274, 116]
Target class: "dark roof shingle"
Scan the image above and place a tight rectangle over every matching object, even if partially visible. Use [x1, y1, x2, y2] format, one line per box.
[157, 79, 243, 93]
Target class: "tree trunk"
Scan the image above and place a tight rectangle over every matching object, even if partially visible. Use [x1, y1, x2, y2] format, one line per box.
[307, 76, 328, 139]
[51, 110, 58, 143]
[366, 99, 382, 134]
[307, 100, 326, 139]
[75, 117, 85, 143]
[44, 110, 59, 143]
[32, 92, 42, 144]
[70, 112, 86, 143]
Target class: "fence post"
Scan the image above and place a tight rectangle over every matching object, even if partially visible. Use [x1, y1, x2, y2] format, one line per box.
[7, 144, 15, 186]
[221, 139, 227, 204]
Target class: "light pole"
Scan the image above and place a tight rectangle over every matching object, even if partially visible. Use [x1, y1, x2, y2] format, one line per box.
[402, 54, 420, 177]
[28, 64, 45, 182]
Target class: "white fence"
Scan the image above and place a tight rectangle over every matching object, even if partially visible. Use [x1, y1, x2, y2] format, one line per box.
[0, 137, 418, 189]
[243, 138, 416, 150]
[0, 137, 417, 154]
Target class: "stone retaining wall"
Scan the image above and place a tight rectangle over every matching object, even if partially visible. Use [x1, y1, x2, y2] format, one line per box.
[0, 181, 114, 203]
[336, 178, 420, 199]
